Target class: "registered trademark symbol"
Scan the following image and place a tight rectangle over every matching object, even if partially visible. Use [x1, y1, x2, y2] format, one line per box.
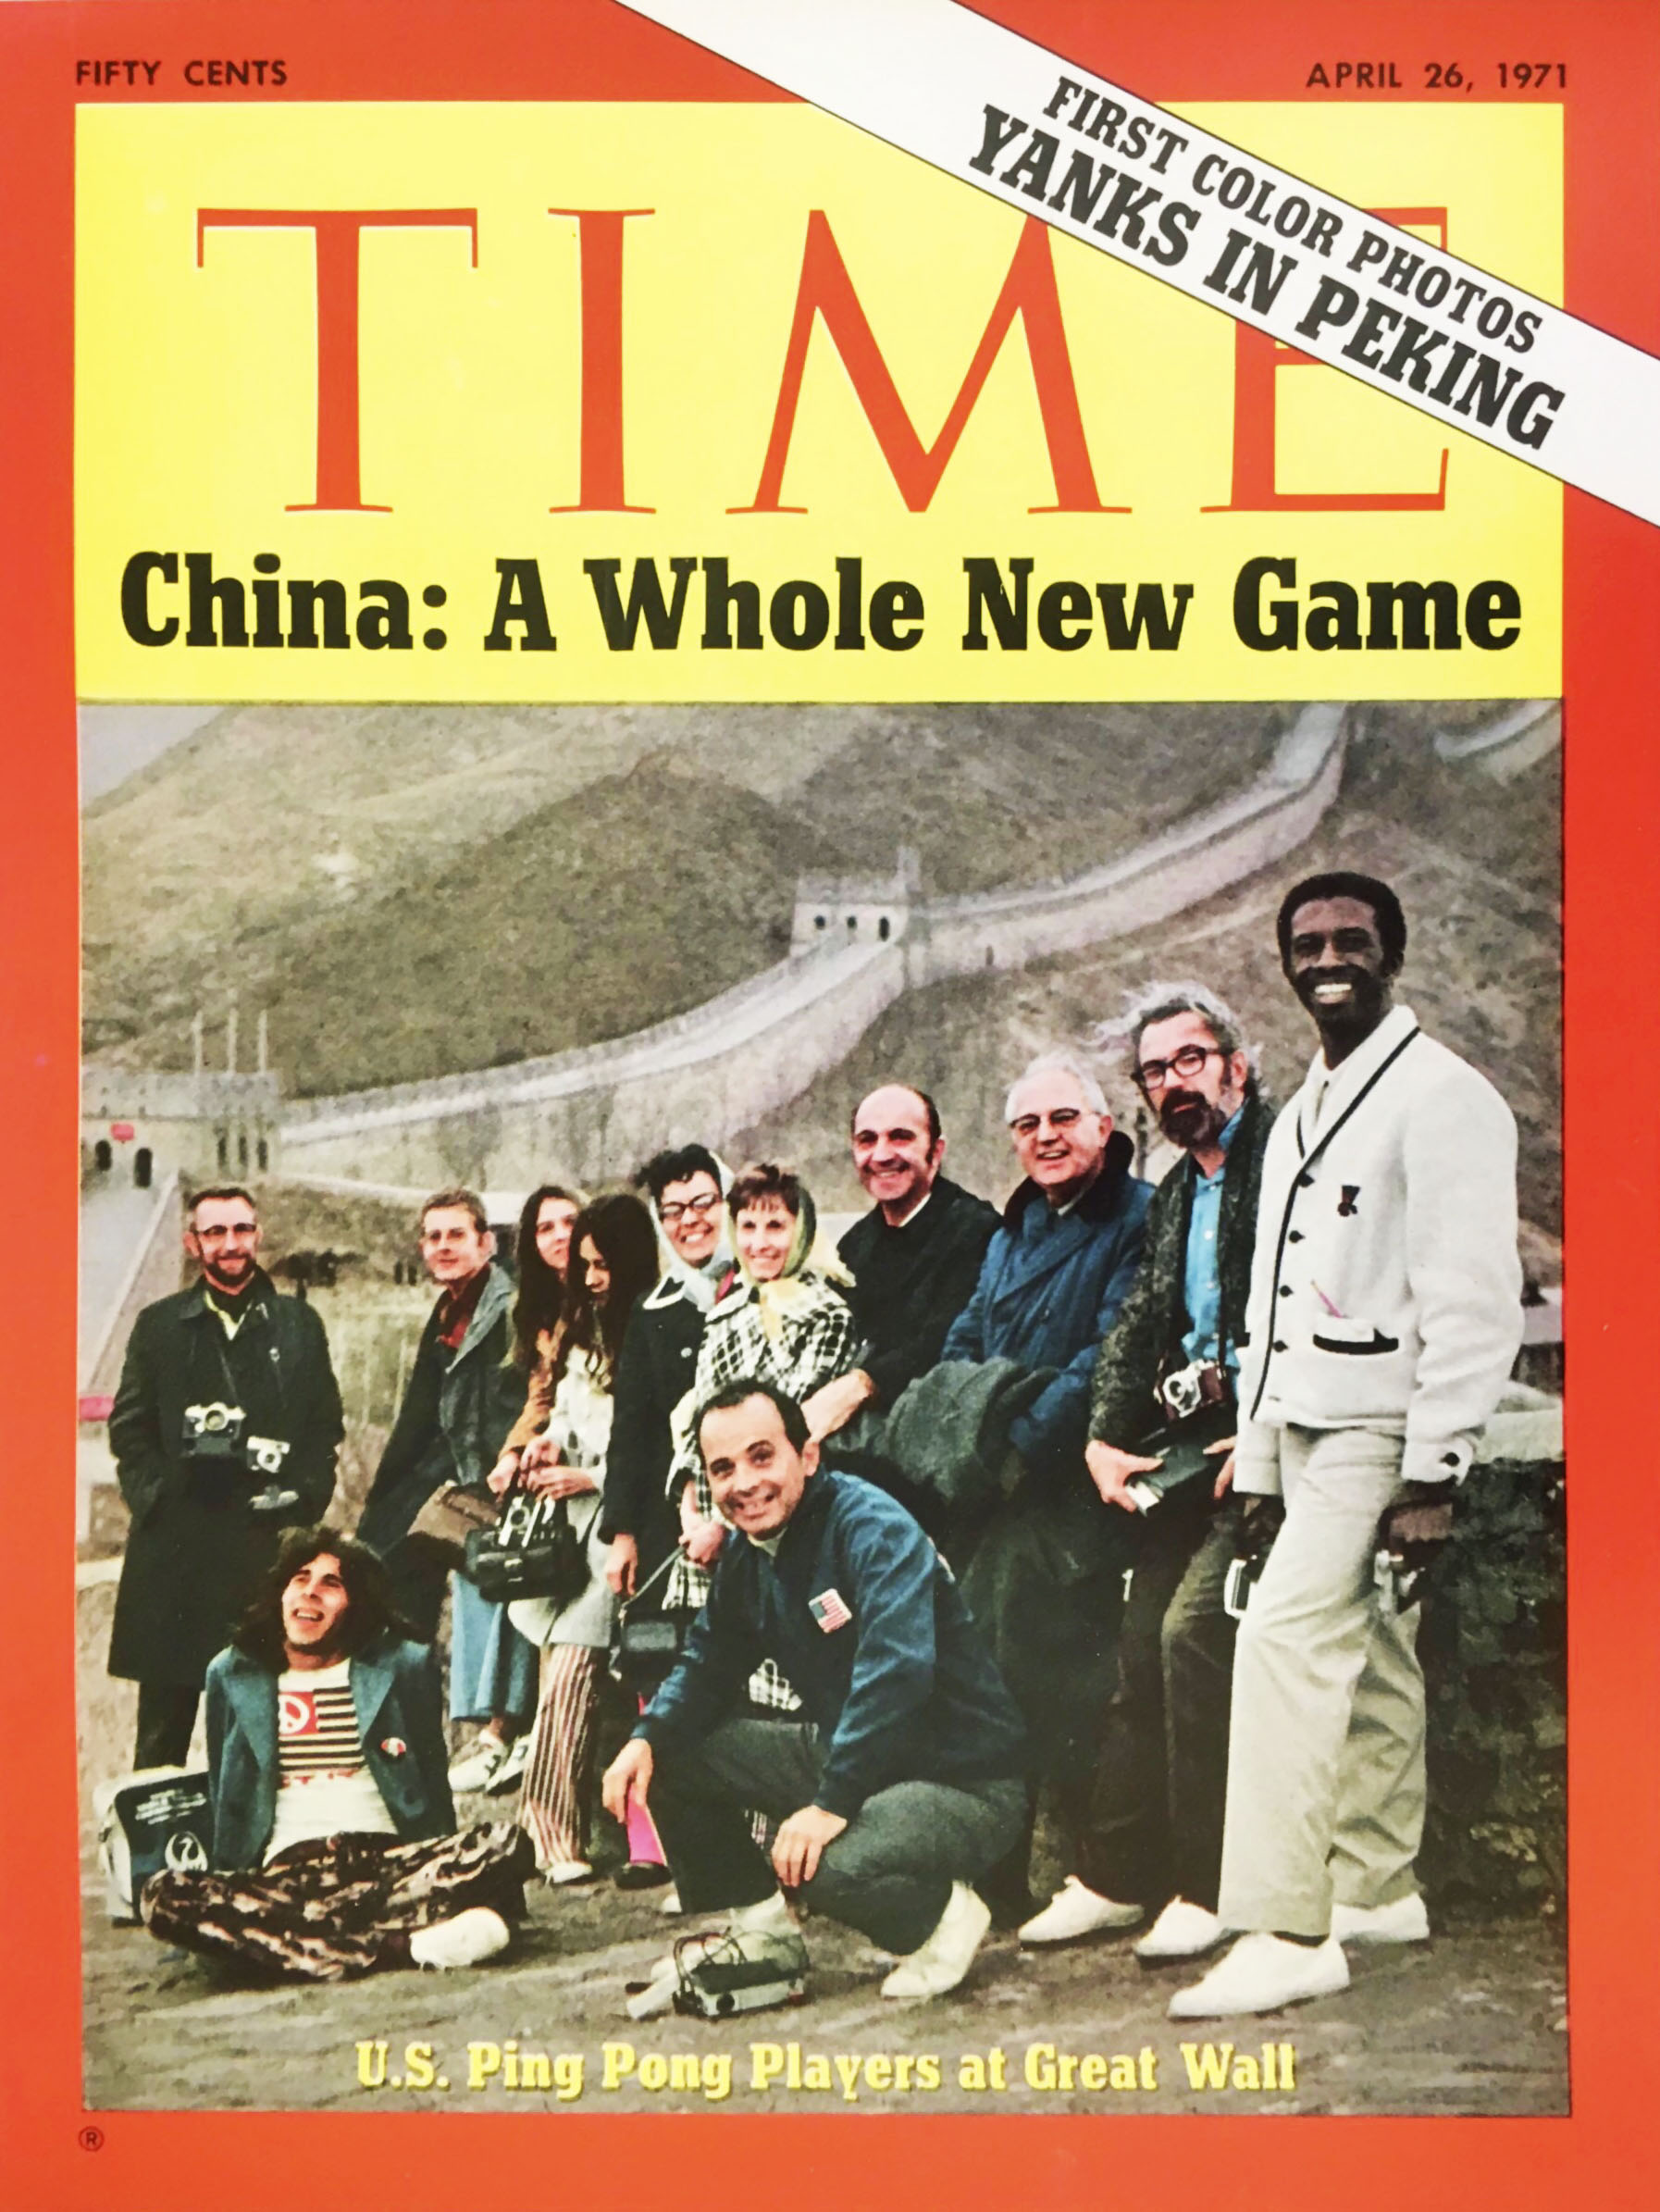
[79, 2125, 105, 2152]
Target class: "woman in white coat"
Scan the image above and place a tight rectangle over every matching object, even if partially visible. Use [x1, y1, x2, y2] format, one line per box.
[489, 1192, 659, 1881]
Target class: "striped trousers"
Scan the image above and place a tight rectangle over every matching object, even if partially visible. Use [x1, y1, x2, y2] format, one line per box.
[517, 1643, 601, 1873]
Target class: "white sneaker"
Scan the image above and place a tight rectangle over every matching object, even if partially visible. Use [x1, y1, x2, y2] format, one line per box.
[1168, 1931, 1349, 2019]
[882, 1883, 992, 2000]
[1019, 1875, 1144, 1946]
[486, 1732, 532, 1794]
[1332, 1893, 1430, 1945]
[542, 1860, 594, 1887]
[659, 1885, 683, 1916]
[409, 1908, 511, 1970]
[446, 1732, 509, 1793]
[1134, 1897, 1230, 1963]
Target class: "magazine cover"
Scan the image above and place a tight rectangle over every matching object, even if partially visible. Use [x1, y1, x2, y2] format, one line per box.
[3, 0, 1657, 2203]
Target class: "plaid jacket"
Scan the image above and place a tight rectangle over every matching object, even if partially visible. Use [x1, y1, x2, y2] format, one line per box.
[663, 1269, 857, 1708]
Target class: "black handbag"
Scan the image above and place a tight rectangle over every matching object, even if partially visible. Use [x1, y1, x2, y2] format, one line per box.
[610, 1547, 688, 1686]
[464, 1485, 590, 1607]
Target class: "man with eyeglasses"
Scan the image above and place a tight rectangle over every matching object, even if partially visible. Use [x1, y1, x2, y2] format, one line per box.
[108, 1186, 344, 1770]
[1020, 985, 1271, 1962]
[939, 1050, 1153, 1922]
[1171, 871, 1522, 2019]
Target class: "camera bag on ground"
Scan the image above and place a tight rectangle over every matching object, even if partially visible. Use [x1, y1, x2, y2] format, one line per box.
[94, 1765, 215, 1922]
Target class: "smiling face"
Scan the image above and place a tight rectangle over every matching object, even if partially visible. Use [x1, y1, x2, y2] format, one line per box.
[1007, 1067, 1109, 1206]
[1284, 894, 1394, 1058]
[1134, 1011, 1248, 1156]
[279, 1552, 352, 1667]
[533, 1195, 578, 1281]
[419, 1203, 492, 1288]
[851, 1085, 943, 1220]
[700, 1394, 818, 1541]
[185, 1195, 261, 1296]
[734, 1195, 798, 1282]
[658, 1170, 723, 1267]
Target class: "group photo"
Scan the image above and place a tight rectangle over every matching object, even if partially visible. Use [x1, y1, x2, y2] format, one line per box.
[75, 693, 1565, 2113]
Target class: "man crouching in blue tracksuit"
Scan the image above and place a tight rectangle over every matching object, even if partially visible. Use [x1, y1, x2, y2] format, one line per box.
[601, 1379, 1028, 2012]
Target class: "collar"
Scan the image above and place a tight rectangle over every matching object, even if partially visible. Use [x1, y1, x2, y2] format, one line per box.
[1298, 1003, 1419, 1137]
[436, 1262, 491, 1348]
[1003, 1127, 1134, 1231]
[880, 1185, 935, 1231]
[184, 1267, 274, 1323]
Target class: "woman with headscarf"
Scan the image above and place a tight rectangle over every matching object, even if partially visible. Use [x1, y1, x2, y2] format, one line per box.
[663, 1162, 858, 1712]
[494, 1191, 660, 1882]
[447, 1185, 583, 1796]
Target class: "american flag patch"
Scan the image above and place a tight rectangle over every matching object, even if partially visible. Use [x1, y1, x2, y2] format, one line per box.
[810, 1588, 851, 1634]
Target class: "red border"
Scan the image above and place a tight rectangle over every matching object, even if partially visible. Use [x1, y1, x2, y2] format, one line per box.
[3, 3, 1656, 2205]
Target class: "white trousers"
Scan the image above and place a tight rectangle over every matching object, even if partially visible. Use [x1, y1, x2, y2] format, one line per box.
[1219, 1425, 1425, 1938]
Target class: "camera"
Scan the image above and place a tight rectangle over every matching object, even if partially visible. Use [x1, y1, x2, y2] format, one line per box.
[670, 1929, 810, 2019]
[180, 1401, 247, 1462]
[1157, 1359, 1227, 1422]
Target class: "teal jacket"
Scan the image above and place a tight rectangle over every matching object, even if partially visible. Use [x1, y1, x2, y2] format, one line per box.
[204, 1634, 455, 1870]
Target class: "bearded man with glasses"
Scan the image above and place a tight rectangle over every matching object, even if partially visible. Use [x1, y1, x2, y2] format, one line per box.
[108, 1186, 344, 1770]
[1018, 986, 1272, 1962]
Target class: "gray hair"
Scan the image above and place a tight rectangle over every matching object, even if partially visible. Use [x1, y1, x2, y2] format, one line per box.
[1101, 980, 1257, 1082]
[1004, 1049, 1109, 1123]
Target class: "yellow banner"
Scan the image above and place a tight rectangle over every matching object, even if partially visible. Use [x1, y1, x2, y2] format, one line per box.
[76, 101, 1561, 701]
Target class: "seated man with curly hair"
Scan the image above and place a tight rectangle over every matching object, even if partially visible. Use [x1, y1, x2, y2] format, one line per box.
[141, 1524, 534, 1982]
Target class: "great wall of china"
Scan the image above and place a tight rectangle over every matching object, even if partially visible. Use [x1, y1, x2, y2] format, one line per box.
[276, 702, 1355, 1189]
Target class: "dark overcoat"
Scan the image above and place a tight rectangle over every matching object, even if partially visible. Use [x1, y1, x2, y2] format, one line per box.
[107, 1271, 343, 1686]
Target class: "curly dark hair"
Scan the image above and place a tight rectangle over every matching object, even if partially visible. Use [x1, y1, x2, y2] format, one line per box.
[229, 1525, 411, 1671]
[1276, 871, 1406, 976]
[508, 1184, 584, 1371]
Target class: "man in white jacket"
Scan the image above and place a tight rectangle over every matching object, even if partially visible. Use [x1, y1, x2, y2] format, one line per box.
[1171, 871, 1523, 2019]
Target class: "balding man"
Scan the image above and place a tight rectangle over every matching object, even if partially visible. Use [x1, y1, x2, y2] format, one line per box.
[804, 1084, 999, 1443]
[941, 1050, 1154, 1921]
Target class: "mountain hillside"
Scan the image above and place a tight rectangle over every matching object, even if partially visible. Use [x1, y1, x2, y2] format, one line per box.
[83, 702, 1281, 1076]
[733, 716, 1562, 1250]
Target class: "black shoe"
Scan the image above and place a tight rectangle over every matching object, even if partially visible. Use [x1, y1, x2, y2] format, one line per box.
[615, 1860, 674, 1892]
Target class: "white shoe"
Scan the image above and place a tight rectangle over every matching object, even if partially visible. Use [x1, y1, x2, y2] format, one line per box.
[446, 1732, 509, 1793]
[659, 1885, 683, 1916]
[625, 1957, 681, 2020]
[1332, 1893, 1430, 1945]
[486, 1732, 532, 1794]
[1019, 1875, 1144, 1946]
[408, 1908, 511, 1970]
[1168, 1932, 1348, 2019]
[542, 1859, 594, 1887]
[1134, 1897, 1230, 1963]
[882, 1883, 992, 2000]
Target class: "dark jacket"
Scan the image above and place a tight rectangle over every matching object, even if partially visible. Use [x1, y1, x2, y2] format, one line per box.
[940, 1130, 1153, 1473]
[836, 1175, 1001, 1407]
[638, 1469, 1027, 1819]
[357, 1262, 523, 1554]
[204, 1634, 454, 1870]
[108, 1271, 342, 1686]
[1088, 1089, 1274, 1448]
[598, 1275, 704, 1571]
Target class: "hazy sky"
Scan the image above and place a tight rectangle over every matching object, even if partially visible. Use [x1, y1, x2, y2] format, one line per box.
[78, 705, 224, 805]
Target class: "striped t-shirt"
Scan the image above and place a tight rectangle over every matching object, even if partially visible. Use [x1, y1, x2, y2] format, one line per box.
[266, 1659, 395, 1859]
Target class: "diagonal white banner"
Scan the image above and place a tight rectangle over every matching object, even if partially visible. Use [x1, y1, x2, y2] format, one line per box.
[618, 0, 1660, 528]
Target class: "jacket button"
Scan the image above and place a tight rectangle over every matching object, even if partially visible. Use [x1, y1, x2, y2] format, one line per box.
[1271, 1340, 1287, 1352]
[1278, 1285, 1292, 1297]
[1288, 1230, 1303, 1243]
